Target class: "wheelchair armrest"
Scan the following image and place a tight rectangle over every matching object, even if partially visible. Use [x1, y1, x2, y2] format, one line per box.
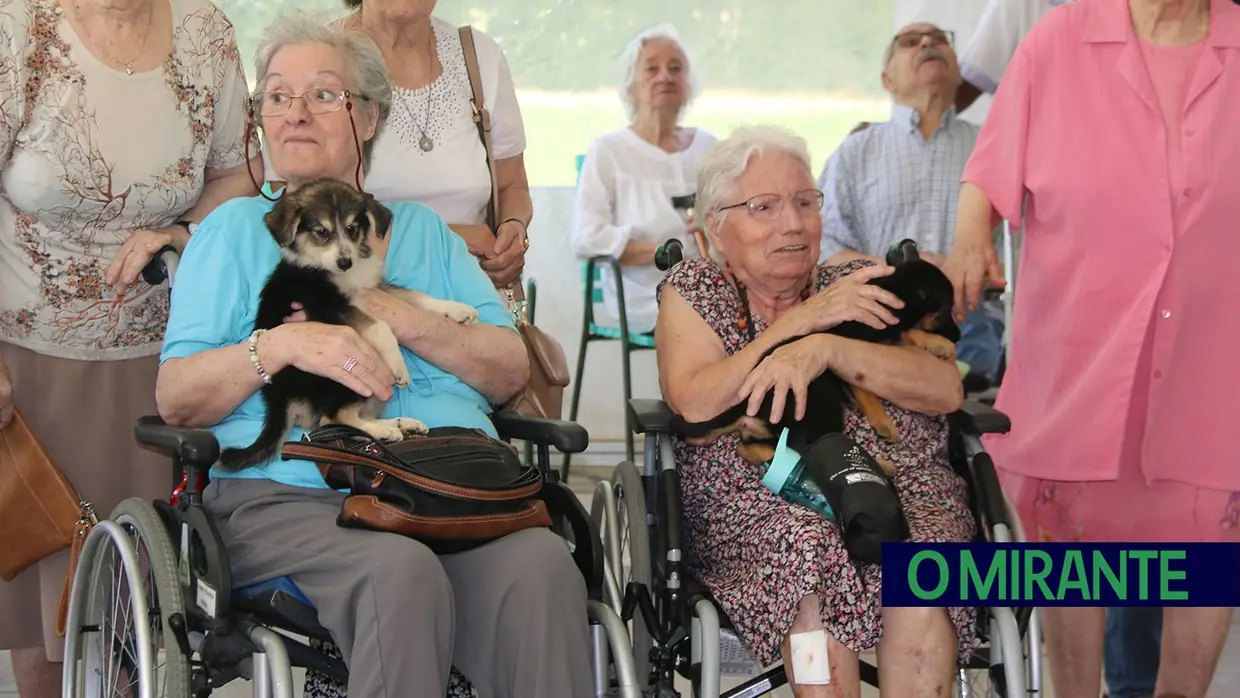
[969, 451, 1012, 533]
[134, 415, 220, 467]
[540, 480, 604, 599]
[627, 398, 675, 435]
[490, 410, 589, 454]
[948, 400, 1011, 436]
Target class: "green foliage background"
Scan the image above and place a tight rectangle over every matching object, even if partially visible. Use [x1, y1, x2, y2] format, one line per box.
[216, 0, 892, 95]
[213, 0, 897, 184]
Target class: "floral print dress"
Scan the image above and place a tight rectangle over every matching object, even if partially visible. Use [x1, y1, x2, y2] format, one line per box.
[656, 257, 979, 666]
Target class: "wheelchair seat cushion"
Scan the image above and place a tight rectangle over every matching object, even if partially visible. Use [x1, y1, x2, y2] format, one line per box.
[232, 575, 331, 639]
[235, 575, 311, 606]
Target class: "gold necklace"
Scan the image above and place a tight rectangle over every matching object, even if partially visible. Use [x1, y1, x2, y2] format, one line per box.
[71, 0, 154, 76]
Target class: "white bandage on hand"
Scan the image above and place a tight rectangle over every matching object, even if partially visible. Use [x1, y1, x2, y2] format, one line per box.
[789, 629, 831, 685]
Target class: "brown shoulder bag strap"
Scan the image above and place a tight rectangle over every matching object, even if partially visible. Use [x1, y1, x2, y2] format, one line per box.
[458, 25, 525, 308]
[458, 26, 501, 237]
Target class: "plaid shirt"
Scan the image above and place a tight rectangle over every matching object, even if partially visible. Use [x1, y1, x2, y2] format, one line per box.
[818, 104, 980, 260]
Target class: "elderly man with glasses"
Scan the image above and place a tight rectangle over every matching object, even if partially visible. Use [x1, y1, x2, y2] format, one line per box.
[817, 22, 1004, 389]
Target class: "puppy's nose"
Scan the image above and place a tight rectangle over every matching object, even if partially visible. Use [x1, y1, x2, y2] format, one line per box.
[336, 257, 353, 271]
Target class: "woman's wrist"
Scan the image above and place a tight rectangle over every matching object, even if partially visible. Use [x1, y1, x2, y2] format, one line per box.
[499, 217, 528, 235]
[812, 334, 838, 375]
[251, 327, 289, 378]
[160, 224, 191, 253]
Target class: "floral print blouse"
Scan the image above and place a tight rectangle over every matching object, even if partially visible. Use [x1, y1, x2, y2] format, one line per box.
[0, 0, 253, 360]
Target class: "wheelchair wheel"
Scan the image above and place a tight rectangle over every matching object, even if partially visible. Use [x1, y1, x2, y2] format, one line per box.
[592, 460, 654, 688]
[62, 498, 192, 698]
[956, 666, 998, 697]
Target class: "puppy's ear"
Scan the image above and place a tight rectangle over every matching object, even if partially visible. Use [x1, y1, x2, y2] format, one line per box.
[264, 200, 301, 248]
[367, 197, 394, 240]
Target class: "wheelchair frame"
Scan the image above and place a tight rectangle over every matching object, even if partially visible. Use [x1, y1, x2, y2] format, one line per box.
[59, 248, 643, 698]
[591, 397, 1045, 698]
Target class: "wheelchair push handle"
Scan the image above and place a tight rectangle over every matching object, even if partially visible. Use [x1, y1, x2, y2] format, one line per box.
[141, 245, 181, 287]
[654, 238, 684, 271]
[884, 238, 921, 267]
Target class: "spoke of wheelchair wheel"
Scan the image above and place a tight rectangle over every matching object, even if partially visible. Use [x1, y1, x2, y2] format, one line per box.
[103, 544, 134, 695]
[124, 524, 170, 697]
[83, 529, 169, 698]
[617, 490, 635, 586]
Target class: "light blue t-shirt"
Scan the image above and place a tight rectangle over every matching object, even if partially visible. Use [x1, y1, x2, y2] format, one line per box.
[160, 194, 516, 489]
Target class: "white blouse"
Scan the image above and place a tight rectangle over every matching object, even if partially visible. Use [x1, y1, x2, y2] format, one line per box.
[571, 127, 717, 334]
[265, 18, 525, 227]
[366, 18, 525, 225]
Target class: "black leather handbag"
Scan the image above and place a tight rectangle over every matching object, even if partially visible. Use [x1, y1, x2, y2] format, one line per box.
[799, 433, 909, 565]
[281, 424, 551, 554]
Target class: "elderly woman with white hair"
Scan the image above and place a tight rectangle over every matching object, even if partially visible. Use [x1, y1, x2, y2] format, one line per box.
[156, 13, 591, 698]
[570, 24, 717, 334]
[655, 124, 975, 697]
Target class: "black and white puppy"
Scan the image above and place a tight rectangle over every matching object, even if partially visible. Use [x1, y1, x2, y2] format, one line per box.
[217, 179, 479, 471]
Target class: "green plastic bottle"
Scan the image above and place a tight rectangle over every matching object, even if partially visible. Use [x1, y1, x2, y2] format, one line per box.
[760, 428, 836, 520]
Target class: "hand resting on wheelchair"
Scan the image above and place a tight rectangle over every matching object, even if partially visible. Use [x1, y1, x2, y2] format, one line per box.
[649, 126, 980, 696]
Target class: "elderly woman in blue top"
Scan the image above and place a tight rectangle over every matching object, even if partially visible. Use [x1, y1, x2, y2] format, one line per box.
[153, 13, 591, 698]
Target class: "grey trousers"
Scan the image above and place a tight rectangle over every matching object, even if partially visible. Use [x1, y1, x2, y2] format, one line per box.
[202, 478, 593, 698]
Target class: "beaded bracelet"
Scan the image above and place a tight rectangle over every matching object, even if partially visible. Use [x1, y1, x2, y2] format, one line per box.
[248, 329, 272, 385]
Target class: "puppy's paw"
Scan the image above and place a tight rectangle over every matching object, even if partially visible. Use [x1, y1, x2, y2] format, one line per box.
[368, 422, 406, 443]
[903, 329, 957, 362]
[395, 417, 430, 437]
[871, 416, 901, 443]
[433, 300, 478, 325]
[391, 360, 412, 388]
[737, 442, 776, 465]
[875, 456, 897, 478]
[923, 338, 957, 362]
[447, 304, 479, 325]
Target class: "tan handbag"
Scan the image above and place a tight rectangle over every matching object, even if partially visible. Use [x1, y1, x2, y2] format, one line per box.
[458, 26, 571, 419]
[0, 408, 97, 636]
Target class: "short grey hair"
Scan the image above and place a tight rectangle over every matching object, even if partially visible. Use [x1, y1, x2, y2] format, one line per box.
[618, 24, 702, 122]
[251, 12, 393, 172]
[696, 124, 814, 228]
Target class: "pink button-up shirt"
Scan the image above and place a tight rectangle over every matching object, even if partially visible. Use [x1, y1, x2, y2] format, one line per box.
[963, 0, 1240, 490]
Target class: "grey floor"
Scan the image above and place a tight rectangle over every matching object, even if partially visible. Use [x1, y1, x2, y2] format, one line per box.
[5, 464, 1240, 697]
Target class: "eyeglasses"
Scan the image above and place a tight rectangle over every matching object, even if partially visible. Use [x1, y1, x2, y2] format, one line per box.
[251, 87, 362, 117]
[892, 28, 954, 50]
[718, 189, 825, 220]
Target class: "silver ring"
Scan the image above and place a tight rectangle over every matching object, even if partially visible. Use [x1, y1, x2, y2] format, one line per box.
[343, 356, 358, 373]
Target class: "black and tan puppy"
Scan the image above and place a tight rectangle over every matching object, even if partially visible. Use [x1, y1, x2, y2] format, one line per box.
[671, 256, 960, 475]
[218, 179, 479, 471]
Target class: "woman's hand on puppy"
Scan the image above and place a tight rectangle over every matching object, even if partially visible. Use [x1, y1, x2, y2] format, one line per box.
[260, 322, 396, 400]
[779, 264, 904, 336]
[737, 335, 833, 423]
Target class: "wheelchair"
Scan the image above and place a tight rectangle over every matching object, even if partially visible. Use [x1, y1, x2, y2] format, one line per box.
[588, 240, 1044, 697]
[59, 248, 642, 698]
